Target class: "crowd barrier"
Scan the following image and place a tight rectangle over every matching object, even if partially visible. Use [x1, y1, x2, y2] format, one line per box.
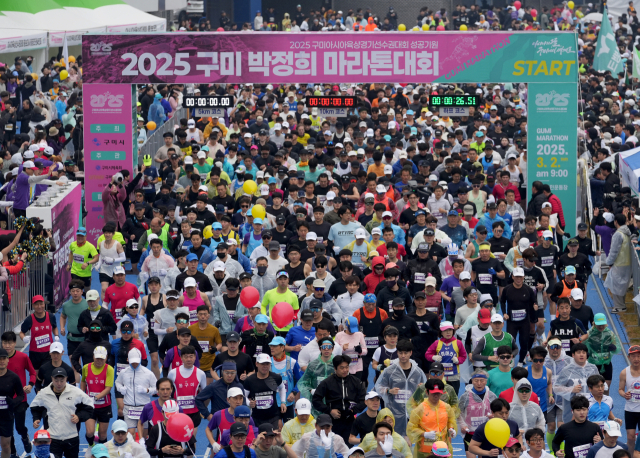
[138, 108, 188, 167]
[0, 256, 48, 335]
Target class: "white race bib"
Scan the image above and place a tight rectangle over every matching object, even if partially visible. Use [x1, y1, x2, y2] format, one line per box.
[90, 392, 106, 406]
[116, 363, 128, 375]
[541, 256, 553, 266]
[177, 395, 195, 410]
[478, 273, 492, 284]
[255, 395, 273, 409]
[73, 254, 85, 263]
[365, 336, 379, 349]
[198, 340, 210, 352]
[471, 416, 484, 428]
[630, 389, 640, 402]
[126, 405, 144, 420]
[511, 309, 526, 321]
[414, 273, 426, 284]
[395, 389, 410, 402]
[35, 334, 51, 349]
[573, 444, 590, 458]
[0, 396, 7, 409]
[132, 243, 139, 252]
[442, 362, 455, 376]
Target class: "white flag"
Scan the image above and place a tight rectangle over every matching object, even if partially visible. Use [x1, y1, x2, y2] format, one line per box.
[62, 34, 69, 68]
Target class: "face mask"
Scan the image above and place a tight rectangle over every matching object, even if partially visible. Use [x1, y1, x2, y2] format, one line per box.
[625, 112, 631, 118]
[161, 194, 169, 201]
[217, 252, 226, 259]
[257, 266, 267, 275]
[393, 309, 404, 318]
[34, 445, 50, 458]
[387, 280, 396, 288]
[89, 332, 102, 342]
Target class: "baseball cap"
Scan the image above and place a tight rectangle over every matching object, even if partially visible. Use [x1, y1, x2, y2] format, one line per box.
[578, 223, 588, 231]
[256, 353, 271, 364]
[313, 279, 325, 288]
[460, 271, 471, 280]
[295, 398, 312, 415]
[564, 266, 576, 275]
[76, 227, 87, 236]
[300, 310, 314, 321]
[355, 228, 367, 239]
[571, 289, 584, 300]
[594, 313, 607, 326]
[505, 438, 520, 448]
[93, 346, 108, 359]
[177, 328, 191, 336]
[269, 336, 286, 346]
[184, 277, 197, 288]
[233, 405, 251, 418]
[32, 295, 45, 303]
[567, 238, 579, 246]
[227, 387, 244, 399]
[491, 313, 504, 323]
[364, 293, 376, 303]
[254, 314, 269, 324]
[432, 442, 451, 458]
[604, 421, 622, 437]
[91, 444, 110, 458]
[542, 230, 554, 240]
[226, 331, 241, 342]
[33, 430, 51, 441]
[259, 423, 278, 436]
[365, 391, 381, 400]
[49, 342, 64, 353]
[113, 266, 126, 275]
[213, 260, 226, 272]
[316, 414, 333, 427]
[512, 267, 525, 277]
[51, 367, 68, 378]
[478, 309, 492, 324]
[230, 422, 248, 436]
[440, 321, 454, 331]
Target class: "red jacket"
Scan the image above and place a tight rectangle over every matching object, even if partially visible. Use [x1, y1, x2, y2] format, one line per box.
[363, 256, 386, 293]
[7, 350, 36, 402]
[2, 260, 24, 303]
[547, 193, 565, 228]
[492, 182, 521, 203]
[499, 387, 540, 405]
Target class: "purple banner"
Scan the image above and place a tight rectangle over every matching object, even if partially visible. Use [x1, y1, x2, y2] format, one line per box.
[52, 184, 82, 307]
[83, 83, 133, 244]
[81, 32, 578, 84]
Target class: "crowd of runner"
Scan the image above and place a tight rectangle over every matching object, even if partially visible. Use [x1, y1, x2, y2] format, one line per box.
[1, 5, 640, 458]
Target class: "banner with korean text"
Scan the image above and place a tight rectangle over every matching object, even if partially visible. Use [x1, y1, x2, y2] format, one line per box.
[82, 32, 579, 84]
[52, 183, 82, 307]
[527, 83, 578, 237]
[84, 83, 133, 244]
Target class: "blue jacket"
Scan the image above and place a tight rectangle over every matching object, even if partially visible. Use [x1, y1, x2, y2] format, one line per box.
[222, 159, 235, 181]
[148, 99, 165, 127]
[184, 244, 215, 272]
[377, 222, 406, 246]
[195, 377, 244, 418]
[475, 212, 512, 239]
[231, 252, 252, 272]
[392, 159, 418, 175]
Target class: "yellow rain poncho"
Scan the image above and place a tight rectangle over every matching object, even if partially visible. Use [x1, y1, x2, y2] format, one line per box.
[359, 408, 412, 458]
[407, 397, 457, 458]
[406, 381, 460, 419]
[281, 415, 316, 445]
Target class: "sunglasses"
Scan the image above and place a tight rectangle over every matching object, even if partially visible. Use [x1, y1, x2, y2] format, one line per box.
[499, 355, 512, 360]
[310, 308, 321, 312]
[316, 265, 326, 269]
[320, 345, 334, 350]
[176, 319, 188, 324]
[375, 266, 384, 270]
[473, 184, 480, 188]
[429, 371, 443, 377]
[122, 330, 132, 334]
[314, 287, 325, 292]
[90, 326, 101, 331]
[128, 304, 139, 309]
[517, 388, 532, 394]
[241, 205, 249, 208]
[532, 358, 545, 363]
[548, 344, 561, 350]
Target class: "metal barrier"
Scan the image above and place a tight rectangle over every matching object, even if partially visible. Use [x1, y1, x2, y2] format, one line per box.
[138, 108, 187, 167]
[632, 247, 640, 325]
[0, 256, 47, 335]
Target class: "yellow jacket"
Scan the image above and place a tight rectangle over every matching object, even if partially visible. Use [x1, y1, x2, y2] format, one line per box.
[407, 400, 457, 458]
[281, 415, 316, 445]
[204, 121, 228, 140]
[360, 408, 412, 458]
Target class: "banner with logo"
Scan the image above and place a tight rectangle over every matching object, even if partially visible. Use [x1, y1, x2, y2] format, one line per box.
[527, 83, 578, 236]
[81, 32, 578, 84]
[593, 7, 623, 74]
[84, 84, 134, 244]
[52, 183, 82, 307]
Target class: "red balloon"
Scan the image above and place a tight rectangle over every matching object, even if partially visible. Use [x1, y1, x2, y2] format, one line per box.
[436, 25, 445, 31]
[240, 286, 260, 308]
[514, 0, 521, 9]
[272, 302, 294, 329]
[217, 27, 224, 31]
[166, 413, 195, 442]
[531, 8, 538, 16]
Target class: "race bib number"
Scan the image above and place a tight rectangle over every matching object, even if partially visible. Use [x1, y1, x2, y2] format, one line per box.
[289, 285, 299, 294]
[395, 389, 410, 402]
[255, 395, 273, 409]
[541, 256, 553, 267]
[388, 300, 393, 312]
[132, 243, 139, 252]
[471, 416, 484, 428]
[228, 310, 235, 321]
[126, 406, 144, 420]
[73, 254, 85, 263]
[516, 258, 524, 267]
[90, 392, 106, 406]
[198, 340, 210, 352]
[365, 337, 379, 349]
[478, 274, 492, 284]
[104, 258, 114, 266]
[280, 244, 287, 254]
[317, 237, 324, 244]
[426, 307, 440, 314]
[189, 309, 198, 323]
[116, 363, 128, 375]
[177, 395, 195, 410]
[630, 389, 640, 402]
[414, 273, 426, 284]
[4, 124, 13, 131]
[442, 362, 455, 376]
[256, 345, 262, 355]
[511, 309, 526, 321]
[0, 396, 6, 409]
[573, 444, 590, 458]
[35, 334, 51, 349]
[561, 340, 571, 352]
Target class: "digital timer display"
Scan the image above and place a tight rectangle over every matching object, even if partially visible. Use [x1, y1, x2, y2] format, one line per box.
[183, 96, 234, 108]
[306, 96, 357, 108]
[430, 95, 480, 107]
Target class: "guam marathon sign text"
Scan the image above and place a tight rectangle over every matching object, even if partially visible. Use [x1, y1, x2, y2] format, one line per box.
[82, 32, 578, 85]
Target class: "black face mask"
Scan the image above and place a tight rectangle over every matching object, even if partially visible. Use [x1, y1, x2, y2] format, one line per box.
[257, 266, 267, 275]
[217, 252, 226, 259]
[89, 331, 102, 341]
[393, 309, 404, 318]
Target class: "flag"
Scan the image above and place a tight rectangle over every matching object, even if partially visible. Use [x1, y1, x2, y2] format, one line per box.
[62, 34, 69, 67]
[593, 6, 623, 74]
[633, 46, 640, 79]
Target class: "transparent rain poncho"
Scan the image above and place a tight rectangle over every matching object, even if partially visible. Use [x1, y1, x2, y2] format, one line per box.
[161, 266, 181, 292]
[374, 360, 427, 436]
[458, 384, 498, 432]
[508, 379, 546, 432]
[585, 326, 621, 369]
[553, 360, 600, 423]
[406, 381, 460, 420]
[297, 356, 335, 418]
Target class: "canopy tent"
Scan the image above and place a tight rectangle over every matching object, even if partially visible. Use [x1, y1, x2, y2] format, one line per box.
[0, 0, 164, 69]
[619, 146, 640, 194]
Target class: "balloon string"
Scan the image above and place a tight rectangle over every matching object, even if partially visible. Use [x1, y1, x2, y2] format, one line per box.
[186, 442, 196, 457]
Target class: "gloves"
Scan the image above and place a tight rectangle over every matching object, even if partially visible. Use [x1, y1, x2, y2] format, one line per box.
[487, 268, 496, 275]
[564, 232, 571, 239]
[159, 269, 167, 277]
[449, 428, 457, 439]
[608, 344, 617, 351]
[54, 336, 60, 342]
[423, 431, 437, 440]
[214, 320, 222, 328]
[354, 345, 363, 354]
[118, 385, 127, 394]
[124, 453, 134, 458]
[320, 430, 332, 450]
[380, 435, 394, 456]
[210, 443, 221, 454]
[432, 355, 442, 362]
[452, 357, 459, 364]
[104, 257, 114, 264]
[22, 336, 30, 346]
[136, 385, 149, 394]
[232, 317, 239, 324]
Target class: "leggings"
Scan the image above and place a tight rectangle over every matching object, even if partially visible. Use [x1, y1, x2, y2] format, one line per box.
[10, 405, 28, 454]
[507, 318, 531, 363]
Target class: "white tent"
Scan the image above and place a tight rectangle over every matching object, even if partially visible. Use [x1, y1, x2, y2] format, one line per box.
[620, 146, 640, 194]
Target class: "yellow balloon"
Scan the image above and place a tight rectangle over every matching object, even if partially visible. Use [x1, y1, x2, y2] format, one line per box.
[59, 70, 69, 80]
[146, 121, 157, 131]
[203, 225, 213, 239]
[398, 24, 406, 31]
[412, 26, 420, 31]
[31, 73, 38, 81]
[243, 180, 258, 195]
[422, 24, 429, 31]
[485, 418, 511, 448]
[568, 1, 574, 8]
[460, 24, 468, 31]
[68, 56, 76, 63]
[59, 58, 65, 66]
[251, 204, 266, 220]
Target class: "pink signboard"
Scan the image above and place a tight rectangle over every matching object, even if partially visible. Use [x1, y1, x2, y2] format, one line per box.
[81, 32, 578, 84]
[83, 83, 133, 244]
[52, 184, 82, 306]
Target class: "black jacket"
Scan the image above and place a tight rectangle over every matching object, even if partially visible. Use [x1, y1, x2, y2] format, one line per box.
[527, 191, 547, 217]
[312, 373, 366, 418]
[158, 331, 203, 361]
[70, 339, 112, 373]
[77, 308, 117, 342]
[405, 258, 442, 293]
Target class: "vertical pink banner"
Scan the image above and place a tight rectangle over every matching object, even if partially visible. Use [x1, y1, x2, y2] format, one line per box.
[83, 83, 133, 244]
[52, 184, 82, 307]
